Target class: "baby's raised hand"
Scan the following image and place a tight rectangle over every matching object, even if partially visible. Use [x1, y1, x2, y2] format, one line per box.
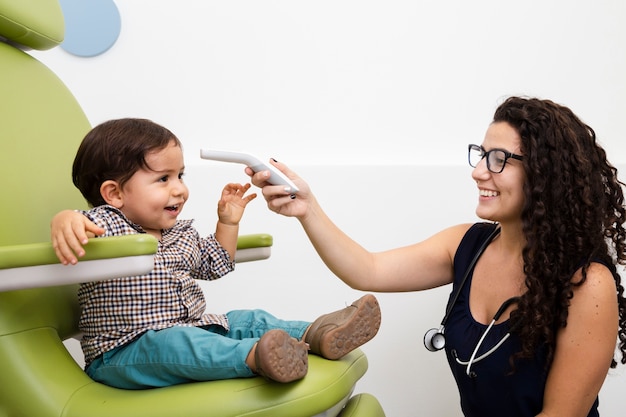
[51, 210, 105, 265]
[217, 183, 257, 225]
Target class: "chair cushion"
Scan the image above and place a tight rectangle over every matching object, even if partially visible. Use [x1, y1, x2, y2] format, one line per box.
[0, 0, 64, 50]
[0, 317, 369, 417]
[0, 40, 90, 247]
[64, 352, 369, 417]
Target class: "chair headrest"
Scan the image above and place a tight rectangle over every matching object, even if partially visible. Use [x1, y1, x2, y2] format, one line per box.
[0, 0, 64, 50]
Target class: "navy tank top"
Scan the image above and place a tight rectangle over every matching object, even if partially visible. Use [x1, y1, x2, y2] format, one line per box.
[443, 222, 599, 417]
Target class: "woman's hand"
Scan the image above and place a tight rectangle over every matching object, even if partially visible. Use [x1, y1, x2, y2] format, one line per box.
[246, 159, 311, 219]
[51, 210, 105, 265]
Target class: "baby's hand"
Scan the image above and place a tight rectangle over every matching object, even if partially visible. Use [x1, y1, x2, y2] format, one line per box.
[51, 210, 105, 265]
[217, 183, 257, 225]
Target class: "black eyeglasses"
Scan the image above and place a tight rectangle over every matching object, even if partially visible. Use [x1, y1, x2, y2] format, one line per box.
[468, 144, 523, 174]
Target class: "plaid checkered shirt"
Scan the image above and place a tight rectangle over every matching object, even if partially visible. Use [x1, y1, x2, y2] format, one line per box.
[77, 205, 234, 367]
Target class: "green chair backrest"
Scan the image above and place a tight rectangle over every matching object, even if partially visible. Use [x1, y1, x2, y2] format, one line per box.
[0, 0, 91, 247]
[0, 0, 91, 406]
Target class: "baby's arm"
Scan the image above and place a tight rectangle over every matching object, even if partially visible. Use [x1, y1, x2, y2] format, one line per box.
[214, 183, 256, 260]
[51, 210, 105, 265]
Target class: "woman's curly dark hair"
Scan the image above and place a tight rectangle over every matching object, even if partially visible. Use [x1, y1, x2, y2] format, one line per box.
[493, 96, 626, 369]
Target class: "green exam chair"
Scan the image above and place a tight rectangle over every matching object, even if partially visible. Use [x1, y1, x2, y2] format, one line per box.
[0, 1, 385, 416]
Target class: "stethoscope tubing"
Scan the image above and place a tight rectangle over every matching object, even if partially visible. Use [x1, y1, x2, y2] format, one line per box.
[424, 224, 521, 377]
[453, 296, 519, 376]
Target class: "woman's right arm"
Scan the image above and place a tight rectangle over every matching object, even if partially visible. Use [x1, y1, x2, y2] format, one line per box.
[249, 160, 470, 292]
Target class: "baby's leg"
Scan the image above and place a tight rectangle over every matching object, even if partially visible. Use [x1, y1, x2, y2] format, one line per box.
[86, 326, 258, 389]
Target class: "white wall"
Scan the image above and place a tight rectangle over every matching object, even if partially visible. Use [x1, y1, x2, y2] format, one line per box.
[33, 0, 626, 166]
[45, 1, 626, 416]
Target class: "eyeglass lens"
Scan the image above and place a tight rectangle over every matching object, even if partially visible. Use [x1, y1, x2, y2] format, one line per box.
[468, 145, 507, 173]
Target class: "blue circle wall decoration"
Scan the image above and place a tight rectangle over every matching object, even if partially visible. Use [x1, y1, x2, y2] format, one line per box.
[59, 0, 121, 57]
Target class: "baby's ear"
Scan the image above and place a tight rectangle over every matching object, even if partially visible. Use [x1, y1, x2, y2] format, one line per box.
[100, 180, 124, 208]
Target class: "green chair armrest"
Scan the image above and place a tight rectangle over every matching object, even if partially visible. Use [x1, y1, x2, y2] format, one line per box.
[236, 233, 273, 250]
[0, 234, 158, 269]
[235, 233, 273, 263]
[0, 235, 158, 292]
[0, 233, 274, 290]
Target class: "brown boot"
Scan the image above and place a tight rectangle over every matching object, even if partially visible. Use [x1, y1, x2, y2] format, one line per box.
[305, 294, 381, 360]
[254, 329, 308, 383]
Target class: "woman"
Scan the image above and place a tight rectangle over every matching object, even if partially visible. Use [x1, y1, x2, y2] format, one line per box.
[249, 96, 626, 416]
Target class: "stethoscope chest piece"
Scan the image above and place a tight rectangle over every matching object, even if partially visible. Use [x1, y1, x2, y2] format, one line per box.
[423, 327, 446, 352]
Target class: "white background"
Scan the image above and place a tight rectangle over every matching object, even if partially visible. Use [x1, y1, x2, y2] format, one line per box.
[38, 1, 626, 415]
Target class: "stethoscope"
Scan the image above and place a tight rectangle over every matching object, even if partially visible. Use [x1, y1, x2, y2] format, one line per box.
[423, 225, 520, 376]
[451, 296, 519, 377]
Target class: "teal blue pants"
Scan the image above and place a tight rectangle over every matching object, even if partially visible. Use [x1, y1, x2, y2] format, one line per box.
[86, 309, 310, 389]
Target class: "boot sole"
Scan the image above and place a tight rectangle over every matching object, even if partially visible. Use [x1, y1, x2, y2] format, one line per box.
[318, 294, 382, 360]
[255, 329, 308, 383]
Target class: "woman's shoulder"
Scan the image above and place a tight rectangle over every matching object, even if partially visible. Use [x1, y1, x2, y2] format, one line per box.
[447, 222, 499, 263]
[443, 222, 498, 246]
[440, 222, 496, 236]
[573, 261, 617, 292]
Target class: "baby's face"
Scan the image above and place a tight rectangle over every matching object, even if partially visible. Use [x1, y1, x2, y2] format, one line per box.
[118, 142, 188, 238]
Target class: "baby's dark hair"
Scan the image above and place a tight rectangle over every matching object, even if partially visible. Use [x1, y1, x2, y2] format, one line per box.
[72, 118, 182, 207]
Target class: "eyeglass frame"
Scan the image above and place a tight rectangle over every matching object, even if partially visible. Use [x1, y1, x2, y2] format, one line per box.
[468, 144, 523, 174]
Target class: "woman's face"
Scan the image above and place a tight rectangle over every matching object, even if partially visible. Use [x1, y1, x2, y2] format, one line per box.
[471, 121, 526, 226]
